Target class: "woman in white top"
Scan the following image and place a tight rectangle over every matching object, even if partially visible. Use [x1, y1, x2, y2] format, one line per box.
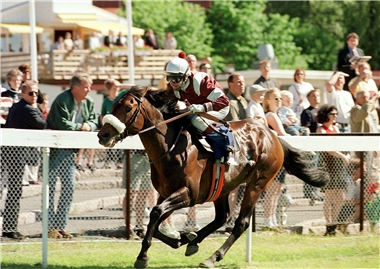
[288, 68, 314, 119]
[262, 88, 290, 231]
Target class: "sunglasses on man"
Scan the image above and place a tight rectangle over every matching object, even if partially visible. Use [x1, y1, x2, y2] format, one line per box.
[28, 91, 38, 97]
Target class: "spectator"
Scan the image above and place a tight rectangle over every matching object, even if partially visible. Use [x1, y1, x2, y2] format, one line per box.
[133, 35, 144, 48]
[338, 159, 366, 234]
[254, 60, 279, 89]
[301, 89, 324, 204]
[101, 79, 132, 169]
[165, 53, 230, 232]
[262, 88, 290, 231]
[246, 84, 267, 121]
[348, 62, 379, 99]
[278, 90, 309, 136]
[224, 72, 248, 233]
[46, 73, 98, 239]
[225, 73, 248, 121]
[1, 69, 23, 126]
[38, 92, 50, 120]
[104, 30, 115, 49]
[316, 104, 351, 236]
[75, 148, 95, 172]
[18, 63, 43, 185]
[325, 71, 355, 133]
[73, 33, 84, 50]
[301, 89, 321, 133]
[144, 29, 160, 50]
[337, 32, 364, 92]
[350, 90, 379, 133]
[1, 81, 46, 239]
[89, 32, 101, 51]
[52, 36, 65, 50]
[18, 63, 31, 82]
[115, 32, 126, 47]
[199, 63, 212, 75]
[186, 54, 198, 73]
[287, 68, 314, 120]
[163, 31, 177, 50]
[63, 32, 74, 51]
[350, 90, 379, 186]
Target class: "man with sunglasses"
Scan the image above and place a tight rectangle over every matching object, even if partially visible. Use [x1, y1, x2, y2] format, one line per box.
[2, 81, 46, 239]
[165, 54, 230, 134]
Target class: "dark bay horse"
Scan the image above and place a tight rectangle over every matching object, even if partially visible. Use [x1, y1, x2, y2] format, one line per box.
[97, 86, 328, 268]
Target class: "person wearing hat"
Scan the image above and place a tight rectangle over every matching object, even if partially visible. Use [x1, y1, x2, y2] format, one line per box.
[165, 52, 230, 134]
[246, 84, 267, 123]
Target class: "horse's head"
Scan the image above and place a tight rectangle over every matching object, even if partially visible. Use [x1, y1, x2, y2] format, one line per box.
[98, 86, 148, 148]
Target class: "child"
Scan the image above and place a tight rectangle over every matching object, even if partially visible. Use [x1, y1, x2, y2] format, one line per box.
[278, 90, 309, 136]
[246, 84, 267, 124]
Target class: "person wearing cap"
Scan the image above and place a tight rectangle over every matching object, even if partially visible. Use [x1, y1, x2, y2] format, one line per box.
[246, 84, 267, 121]
[166, 52, 230, 233]
[166, 52, 230, 134]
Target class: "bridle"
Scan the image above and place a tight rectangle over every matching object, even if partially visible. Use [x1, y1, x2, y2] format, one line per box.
[111, 91, 184, 163]
[117, 92, 144, 141]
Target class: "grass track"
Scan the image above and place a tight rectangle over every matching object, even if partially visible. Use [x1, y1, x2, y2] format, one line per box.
[1, 233, 379, 269]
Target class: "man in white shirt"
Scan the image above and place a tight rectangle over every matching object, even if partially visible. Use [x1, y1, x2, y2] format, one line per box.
[325, 71, 355, 133]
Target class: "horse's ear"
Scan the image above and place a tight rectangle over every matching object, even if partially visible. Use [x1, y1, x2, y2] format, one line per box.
[143, 86, 150, 96]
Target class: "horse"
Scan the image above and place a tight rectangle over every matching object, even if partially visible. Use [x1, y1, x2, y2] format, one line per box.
[97, 85, 329, 268]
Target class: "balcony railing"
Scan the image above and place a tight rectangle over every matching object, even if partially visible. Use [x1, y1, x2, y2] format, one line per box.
[1, 49, 181, 84]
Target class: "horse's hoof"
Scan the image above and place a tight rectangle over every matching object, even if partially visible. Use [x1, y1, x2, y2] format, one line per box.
[134, 258, 149, 269]
[199, 258, 215, 268]
[185, 244, 199, 256]
[186, 232, 197, 241]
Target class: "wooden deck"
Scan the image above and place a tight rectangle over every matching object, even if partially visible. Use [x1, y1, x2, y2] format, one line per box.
[1, 49, 181, 84]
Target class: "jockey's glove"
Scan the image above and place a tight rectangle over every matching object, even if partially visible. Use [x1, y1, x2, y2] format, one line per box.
[188, 104, 205, 113]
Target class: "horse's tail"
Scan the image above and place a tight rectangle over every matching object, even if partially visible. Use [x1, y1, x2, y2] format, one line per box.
[279, 137, 329, 188]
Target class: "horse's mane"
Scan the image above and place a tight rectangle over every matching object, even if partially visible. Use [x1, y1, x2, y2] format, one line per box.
[127, 85, 179, 117]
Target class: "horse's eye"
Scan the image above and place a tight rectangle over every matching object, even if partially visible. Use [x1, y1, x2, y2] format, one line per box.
[125, 106, 132, 113]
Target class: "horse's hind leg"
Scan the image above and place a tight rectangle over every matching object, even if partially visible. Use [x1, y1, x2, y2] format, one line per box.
[199, 181, 263, 268]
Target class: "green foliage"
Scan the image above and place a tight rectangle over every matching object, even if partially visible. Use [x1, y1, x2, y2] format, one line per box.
[266, 0, 380, 71]
[120, 0, 380, 72]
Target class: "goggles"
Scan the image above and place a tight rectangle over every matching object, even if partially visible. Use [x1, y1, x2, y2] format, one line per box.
[166, 75, 183, 84]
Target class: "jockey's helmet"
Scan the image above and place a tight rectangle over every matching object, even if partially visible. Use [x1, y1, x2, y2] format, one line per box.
[166, 58, 191, 77]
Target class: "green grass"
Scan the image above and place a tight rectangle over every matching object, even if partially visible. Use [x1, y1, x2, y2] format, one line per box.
[1, 233, 379, 269]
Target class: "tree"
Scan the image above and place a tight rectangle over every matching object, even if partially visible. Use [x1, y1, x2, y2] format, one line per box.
[119, 0, 213, 58]
[207, 0, 307, 71]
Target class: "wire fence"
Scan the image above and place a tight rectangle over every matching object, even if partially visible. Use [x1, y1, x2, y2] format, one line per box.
[1, 130, 379, 242]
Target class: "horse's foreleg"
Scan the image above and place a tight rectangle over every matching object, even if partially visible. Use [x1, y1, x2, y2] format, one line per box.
[135, 187, 193, 268]
[200, 182, 263, 268]
[185, 195, 229, 257]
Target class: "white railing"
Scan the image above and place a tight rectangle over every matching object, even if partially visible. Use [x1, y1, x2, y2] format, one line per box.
[1, 129, 379, 267]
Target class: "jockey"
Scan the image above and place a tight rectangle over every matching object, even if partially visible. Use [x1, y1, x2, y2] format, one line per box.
[166, 52, 230, 134]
